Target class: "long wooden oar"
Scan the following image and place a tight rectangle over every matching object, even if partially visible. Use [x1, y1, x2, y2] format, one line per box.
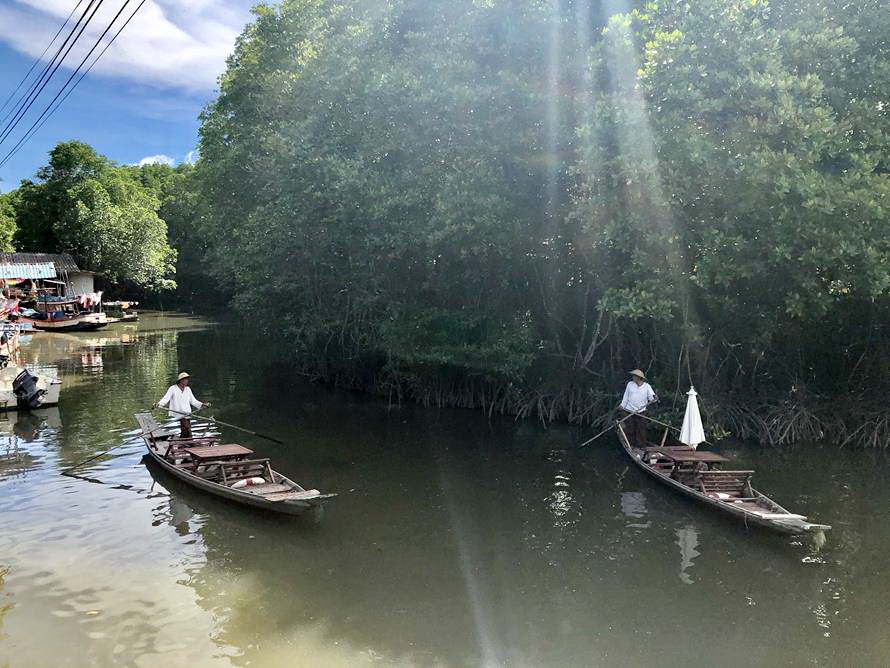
[62, 421, 170, 475]
[157, 407, 286, 445]
[577, 399, 658, 449]
[61, 443, 132, 475]
[577, 412, 632, 449]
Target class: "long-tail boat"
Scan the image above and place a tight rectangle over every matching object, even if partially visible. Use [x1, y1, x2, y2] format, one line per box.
[135, 413, 335, 518]
[616, 420, 830, 536]
[15, 297, 108, 332]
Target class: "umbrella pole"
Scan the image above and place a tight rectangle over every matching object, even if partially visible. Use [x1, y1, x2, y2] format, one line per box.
[638, 411, 713, 447]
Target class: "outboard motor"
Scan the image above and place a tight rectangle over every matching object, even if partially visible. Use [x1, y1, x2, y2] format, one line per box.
[13, 370, 45, 409]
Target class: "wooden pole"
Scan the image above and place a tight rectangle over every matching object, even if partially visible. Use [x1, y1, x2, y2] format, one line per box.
[577, 399, 658, 449]
[157, 407, 286, 445]
[577, 412, 632, 449]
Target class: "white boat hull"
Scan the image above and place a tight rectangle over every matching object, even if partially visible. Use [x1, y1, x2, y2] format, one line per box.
[18, 312, 108, 332]
[0, 366, 61, 411]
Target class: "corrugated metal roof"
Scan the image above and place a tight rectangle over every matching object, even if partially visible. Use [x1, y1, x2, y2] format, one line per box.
[0, 262, 57, 279]
[0, 253, 81, 273]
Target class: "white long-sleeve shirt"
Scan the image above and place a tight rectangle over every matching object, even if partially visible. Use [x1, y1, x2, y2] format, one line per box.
[158, 384, 203, 417]
[620, 381, 656, 413]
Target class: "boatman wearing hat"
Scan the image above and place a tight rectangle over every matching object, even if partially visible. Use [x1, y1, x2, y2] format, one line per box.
[619, 369, 657, 448]
[156, 372, 210, 438]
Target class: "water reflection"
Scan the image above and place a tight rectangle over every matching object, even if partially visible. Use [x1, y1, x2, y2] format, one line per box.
[80, 348, 104, 373]
[0, 566, 13, 641]
[675, 525, 700, 585]
[0, 408, 60, 480]
[545, 450, 579, 530]
[620, 491, 650, 529]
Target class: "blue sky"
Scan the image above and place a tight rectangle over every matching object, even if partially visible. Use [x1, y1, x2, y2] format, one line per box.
[0, 0, 257, 192]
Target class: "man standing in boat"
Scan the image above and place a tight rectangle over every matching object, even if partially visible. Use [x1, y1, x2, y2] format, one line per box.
[156, 371, 210, 438]
[619, 369, 657, 448]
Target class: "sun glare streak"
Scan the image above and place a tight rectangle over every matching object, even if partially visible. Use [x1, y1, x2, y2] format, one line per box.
[546, 0, 563, 224]
[601, 0, 692, 323]
[602, 0, 673, 231]
[438, 466, 503, 667]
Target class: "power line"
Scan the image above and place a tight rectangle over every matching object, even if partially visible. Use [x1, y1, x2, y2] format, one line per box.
[0, 0, 148, 170]
[0, 0, 87, 118]
[0, 0, 99, 135]
[0, 0, 105, 149]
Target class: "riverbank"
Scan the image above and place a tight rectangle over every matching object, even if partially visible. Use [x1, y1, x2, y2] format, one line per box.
[270, 353, 890, 449]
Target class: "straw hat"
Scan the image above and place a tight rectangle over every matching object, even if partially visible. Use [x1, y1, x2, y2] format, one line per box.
[177, 371, 191, 381]
[629, 369, 646, 380]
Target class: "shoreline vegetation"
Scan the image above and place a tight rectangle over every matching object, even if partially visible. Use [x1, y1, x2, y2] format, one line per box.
[286, 356, 890, 449]
[3, 0, 890, 447]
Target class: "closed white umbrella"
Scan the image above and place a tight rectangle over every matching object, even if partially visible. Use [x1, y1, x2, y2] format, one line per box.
[679, 386, 706, 449]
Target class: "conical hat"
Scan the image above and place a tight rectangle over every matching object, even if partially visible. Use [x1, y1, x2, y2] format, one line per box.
[629, 369, 646, 380]
[177, 371, 190, 381]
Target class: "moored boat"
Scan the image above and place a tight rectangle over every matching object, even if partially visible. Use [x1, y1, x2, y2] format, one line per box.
[616, 421, 830, 536]
[134, 413, 335, 518]
[103, 300, 139, 323]
[15, 307, 108, 332]
[0, 364, 61, 411]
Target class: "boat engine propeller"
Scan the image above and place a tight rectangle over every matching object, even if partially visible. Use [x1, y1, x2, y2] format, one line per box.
[13, 370, 46, 409]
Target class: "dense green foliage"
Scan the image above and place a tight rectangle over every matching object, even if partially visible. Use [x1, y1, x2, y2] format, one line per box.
[576, 0, 890, 396]
[194, 0, 579, 401]
[182, 0, 890, 441]
[0, 192, 17, 252]
[8, 141, 177, 290]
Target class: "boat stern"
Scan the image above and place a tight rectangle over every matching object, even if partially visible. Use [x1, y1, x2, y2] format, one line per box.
[39, 377, 62, 406]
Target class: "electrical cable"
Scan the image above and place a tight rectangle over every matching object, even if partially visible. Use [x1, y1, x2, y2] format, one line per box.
[0, 0, 100, 137]
[0, 0, 105, 148]
[0, 0, 148, 169]
[0, 0, 86, 118]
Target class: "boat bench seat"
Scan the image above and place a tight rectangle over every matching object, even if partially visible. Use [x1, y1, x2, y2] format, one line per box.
[170, 436, 219, 445]
[218, 458, 273, 485]
[698, 470, 754, 495]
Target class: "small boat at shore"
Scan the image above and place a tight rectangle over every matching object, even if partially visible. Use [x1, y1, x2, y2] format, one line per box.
[0, 365, 61, 411]
[14, 297, 108, 332]
[104, 300, 138, 323]
[616, 421, 830, 536]
[135, 413, 335, 518]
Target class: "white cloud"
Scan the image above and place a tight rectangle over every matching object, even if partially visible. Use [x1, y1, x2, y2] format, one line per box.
[0, 1, 255, 92]
[137, 153, 174, 166]
[183, 149, 199, 164]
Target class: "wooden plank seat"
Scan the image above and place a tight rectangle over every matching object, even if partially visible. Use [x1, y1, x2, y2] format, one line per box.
[216, 458, 273, 486]
[698, 470, 754, 496]
[170, 436, 219, 446]
[164, 437, 219, 458]
[182, 444, 254, 460]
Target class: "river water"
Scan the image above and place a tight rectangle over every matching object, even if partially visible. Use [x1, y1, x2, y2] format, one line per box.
[0, 314, 888, 667]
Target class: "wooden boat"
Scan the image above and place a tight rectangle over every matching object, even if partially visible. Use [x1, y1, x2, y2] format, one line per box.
[616, 421, 830, 535]
[135, 413, 335, 517]
[104, 300, 138, 323]
[16, 301, 108, 332]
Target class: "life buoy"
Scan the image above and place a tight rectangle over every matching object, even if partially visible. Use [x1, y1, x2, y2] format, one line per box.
[231, 477, 266, 489]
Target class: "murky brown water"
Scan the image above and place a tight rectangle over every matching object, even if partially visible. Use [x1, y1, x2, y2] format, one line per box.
[0, 313, 889, 667]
